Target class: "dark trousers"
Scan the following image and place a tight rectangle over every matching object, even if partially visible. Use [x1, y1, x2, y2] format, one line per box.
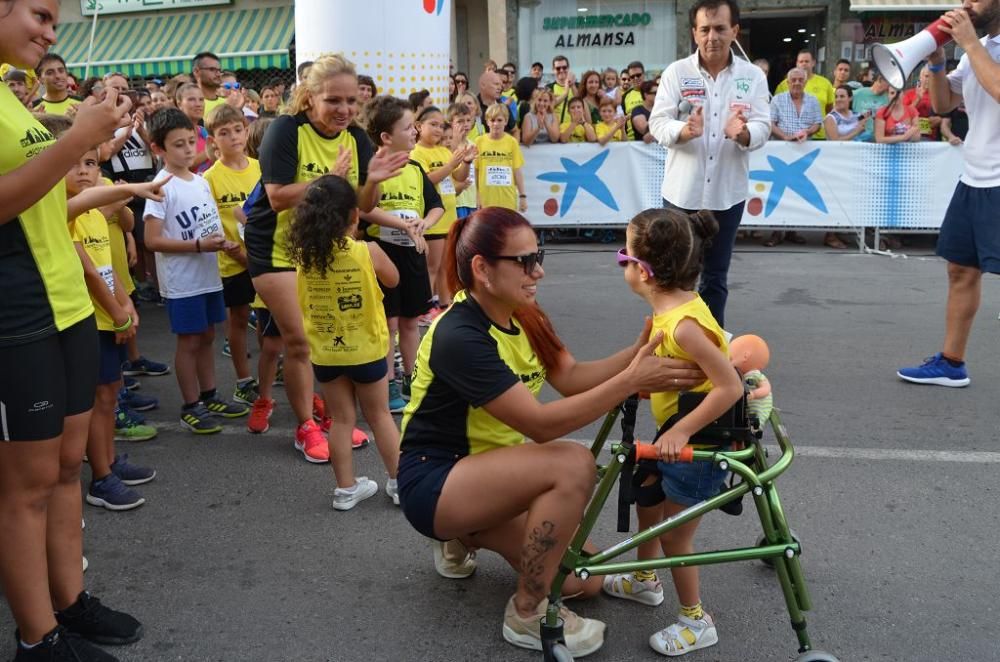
[663, 199, 745, 328]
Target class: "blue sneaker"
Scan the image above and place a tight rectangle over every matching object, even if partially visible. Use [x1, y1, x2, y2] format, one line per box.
[122, 356, 170, 376]
[86, 474, 145, 511]
[123, 376, 140, 391]
[118, 387, 158, 412]
[248, 309, 258, 329]
[113, 406, 157, 442]
[110, 454, 156, 486]
[222, 340, 232, 358]
[388, 379, 406, 414]
[897, 353, 970, 387]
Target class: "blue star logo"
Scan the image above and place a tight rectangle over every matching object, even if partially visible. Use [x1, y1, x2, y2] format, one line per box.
[749, 149, 828, 217]
[537, 150, 619, 217]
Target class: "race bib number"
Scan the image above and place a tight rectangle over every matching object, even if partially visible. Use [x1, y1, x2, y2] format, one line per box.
[440, 176, 456, 195]
[97, 264, 115, 294]
[381, 209, 418, 247]
[486, 166, 512, 187]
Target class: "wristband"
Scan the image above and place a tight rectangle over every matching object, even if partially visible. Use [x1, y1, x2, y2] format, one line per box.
[927, 62, 946, 73]
[195, 238, 201, 252]
[518, 194, 527, 198]
[112, 315, 133, 333]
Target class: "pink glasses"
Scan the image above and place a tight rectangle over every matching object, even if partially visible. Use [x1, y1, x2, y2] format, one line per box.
[616, 248, 654, 277]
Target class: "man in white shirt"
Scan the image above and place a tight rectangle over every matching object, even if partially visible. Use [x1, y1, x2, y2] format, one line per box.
[897, 0, 1000, 388]
[648, 0, 770, 327]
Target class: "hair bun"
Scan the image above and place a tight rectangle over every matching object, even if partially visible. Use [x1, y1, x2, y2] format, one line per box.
[690, 210, 719, 241]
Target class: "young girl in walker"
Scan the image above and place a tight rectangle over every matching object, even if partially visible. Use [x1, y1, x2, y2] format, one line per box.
[605, 208, 744, 656]
[289, 175, 402, 511]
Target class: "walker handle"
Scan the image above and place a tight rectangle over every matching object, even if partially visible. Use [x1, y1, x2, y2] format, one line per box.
[634, 442, 694, 462]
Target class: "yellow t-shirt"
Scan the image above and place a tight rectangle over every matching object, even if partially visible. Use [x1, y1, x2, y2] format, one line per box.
[776, 74, 835, 139]
[204, 157, 261, 278]
[410, 143, 458, 237]
[297, 237, 388, 366]
[551, 82, 573, 123]
[99, 178, 136, 296]
[69, 209, 116, 332]
[559, 121, 590, 143]
[474, 133, 523, 210]
[36, 96, 80, 116]
[649, 295, 728, 433]
[0, 85, 91, 345]
[366, 161, 434, 246]
[623, 88, 643, 140]
[455, 138, 477, 210]
[596, 121, 624, 143]
[203, 95, 226, 118]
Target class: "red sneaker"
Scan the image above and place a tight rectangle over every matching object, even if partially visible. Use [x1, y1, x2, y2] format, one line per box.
[312, 393, 326, 421]
[247, 398, 274, 434]
[319, 416, 370, 450]
[294, 420, 329, 463]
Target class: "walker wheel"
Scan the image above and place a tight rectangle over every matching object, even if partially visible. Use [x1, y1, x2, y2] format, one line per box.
[756, 529, 800, 568]
[548, 643, 574, 662]
[795, 649, 839, 662]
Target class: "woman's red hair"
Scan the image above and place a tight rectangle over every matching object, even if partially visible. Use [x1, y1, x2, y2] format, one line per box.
[444, 208, 565, 371]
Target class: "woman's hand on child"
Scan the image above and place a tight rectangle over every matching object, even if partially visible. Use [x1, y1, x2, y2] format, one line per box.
[654, 429, 690, 463]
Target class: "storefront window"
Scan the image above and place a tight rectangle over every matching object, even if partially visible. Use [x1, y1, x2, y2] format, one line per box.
[518, 0, 676, 77]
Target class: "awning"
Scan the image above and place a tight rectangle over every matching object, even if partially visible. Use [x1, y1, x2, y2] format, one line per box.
[57, 5, 294, 79]
[849, 0, 955, 11]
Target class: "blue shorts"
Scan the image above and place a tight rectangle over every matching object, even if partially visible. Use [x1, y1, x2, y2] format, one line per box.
[936, 182, 1000, 274]
[313, 358, 388, 384]
[456, 207, 474, 219]
[97, 331, 126, 385]
[658, 451, 730, 508]
[397, 448, 463, 540]
[165, 291, 226, 335]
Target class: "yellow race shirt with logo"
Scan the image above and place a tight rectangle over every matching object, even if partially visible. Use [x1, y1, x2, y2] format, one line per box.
[35, 96, 80, 116]
[99, 177, 136, 296]
[474, 133, 523, 210]
[559, 121, 590, 143]
[410, 144, 458, 237]
[245, 114, 371, 271]
[204, 157, 261, 278]
[297, 238, 388, 366]
[623, 88, 643, 140]
[649, 295, 728, 441]
[203, 95, 226, 118]
[0, 84, 91, 346]
[400, 290, 546, 456]
[69, 209, 116, 332]
[365, 160, 443, 246]
[596, 121, 624, 142]
[455, 139, 477, 209]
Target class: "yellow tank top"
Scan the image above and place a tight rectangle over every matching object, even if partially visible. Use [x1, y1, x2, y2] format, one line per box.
[410, 143, 457, 236]
[365, 161, 426, 246]
[649, 295, 728, 429]
[297, 238, 388, 366]
[69, 209, 116, 332]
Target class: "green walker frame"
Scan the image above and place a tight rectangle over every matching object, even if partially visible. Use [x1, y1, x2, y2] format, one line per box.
[538, 395, 839, 661]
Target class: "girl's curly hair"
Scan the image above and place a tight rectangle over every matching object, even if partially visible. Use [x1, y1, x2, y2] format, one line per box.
[628, 208, 718, 291]
[287, 175, 357, 278]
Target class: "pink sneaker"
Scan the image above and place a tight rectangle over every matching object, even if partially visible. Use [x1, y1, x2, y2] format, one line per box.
[319, 416, 370, 450]
[294, 420, 329, 463]
[312, 393, 326, 421]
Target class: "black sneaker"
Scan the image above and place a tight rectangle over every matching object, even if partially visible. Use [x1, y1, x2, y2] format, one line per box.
[14, 625, 118, 661]
[55, 592, 143, 646]
[204, 396, 249, 418]
[180, 403, 222, 434]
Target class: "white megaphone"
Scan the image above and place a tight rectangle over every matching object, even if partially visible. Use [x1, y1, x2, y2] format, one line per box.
[872, 18, 952, 89]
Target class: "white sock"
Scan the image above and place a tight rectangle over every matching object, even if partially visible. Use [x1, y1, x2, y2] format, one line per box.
[339, 482, 360, 493]
[20, 639, 41, 650]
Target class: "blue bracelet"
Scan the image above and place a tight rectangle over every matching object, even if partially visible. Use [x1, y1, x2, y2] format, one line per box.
[928, 62, 946, 73]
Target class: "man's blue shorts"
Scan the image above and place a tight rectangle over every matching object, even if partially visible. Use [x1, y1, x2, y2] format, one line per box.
[936, 182, 1000, 274]
[165, 291, 226, 335]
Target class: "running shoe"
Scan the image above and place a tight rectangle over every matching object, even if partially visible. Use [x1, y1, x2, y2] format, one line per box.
[233, 378, 260, 405]
[222, 339, 232, 358]
[86, 474, 145, 511]
[110, 454, 156, 486]
[180, 403, 223, 434]
[332, 477, 378, 510]
[247, 397, 274, 434]
[113, 407, 157, 442]
[502, 596, 605, 657]
[12, 626, 117, 662]
[432, 539, 477, 578]
[117, 387, 158, 412]
[602, 572, 665, 606]
[417, 306, 442, 327]
[385, 478, 399, 505]
[294, 420, 329, 463]
[55, 591, 144, 646]
[388, 380, 406, 414]
[122, 376, 140, 391]
[204, 396, 249, 418]
[312, 393, 326, 421]
[273, 359, 284, 386]
[318, 417, 370, 449]
[248, 309, 258, 329]
[401, 373, 412, 401]
[121, 356, 170, 376]
[897, 353, 970, 387]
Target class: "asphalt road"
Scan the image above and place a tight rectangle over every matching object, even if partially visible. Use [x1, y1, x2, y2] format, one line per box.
[3, 238, 999, 662]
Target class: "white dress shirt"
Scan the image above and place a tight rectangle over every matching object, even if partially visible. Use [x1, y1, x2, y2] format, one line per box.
[948, 34, 1000, 188]
[649, 52, 771, 210]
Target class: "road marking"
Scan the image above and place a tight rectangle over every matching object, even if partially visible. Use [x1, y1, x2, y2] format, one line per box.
[210, 426, 1000, 464]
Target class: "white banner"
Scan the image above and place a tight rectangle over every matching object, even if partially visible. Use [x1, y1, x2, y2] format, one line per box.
[81, 0, 231, 16]
[521, 141, 965, 229]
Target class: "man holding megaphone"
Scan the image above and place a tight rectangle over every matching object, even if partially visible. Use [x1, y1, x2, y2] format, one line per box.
[897, 1, 1000, 388]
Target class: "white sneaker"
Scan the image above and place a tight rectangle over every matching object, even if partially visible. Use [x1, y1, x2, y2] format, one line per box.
[332, 477, 378, 511]
[82, 555, 89, 573]
[649, 613, 718, 656]
[502, 595, 606, 658]
[385, 478, 400, 506]
[602, 571, 665, 606]
[432, 539, 477, 578]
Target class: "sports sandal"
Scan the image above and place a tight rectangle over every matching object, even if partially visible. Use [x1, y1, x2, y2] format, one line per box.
[649, 613, 718, 656]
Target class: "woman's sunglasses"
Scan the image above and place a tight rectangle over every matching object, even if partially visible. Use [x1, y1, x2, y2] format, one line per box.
[491, 250, 545, 274]
[616, 248, 654, 277]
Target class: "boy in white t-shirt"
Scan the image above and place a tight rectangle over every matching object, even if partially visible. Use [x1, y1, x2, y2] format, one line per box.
[143, 108, 248, 433]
